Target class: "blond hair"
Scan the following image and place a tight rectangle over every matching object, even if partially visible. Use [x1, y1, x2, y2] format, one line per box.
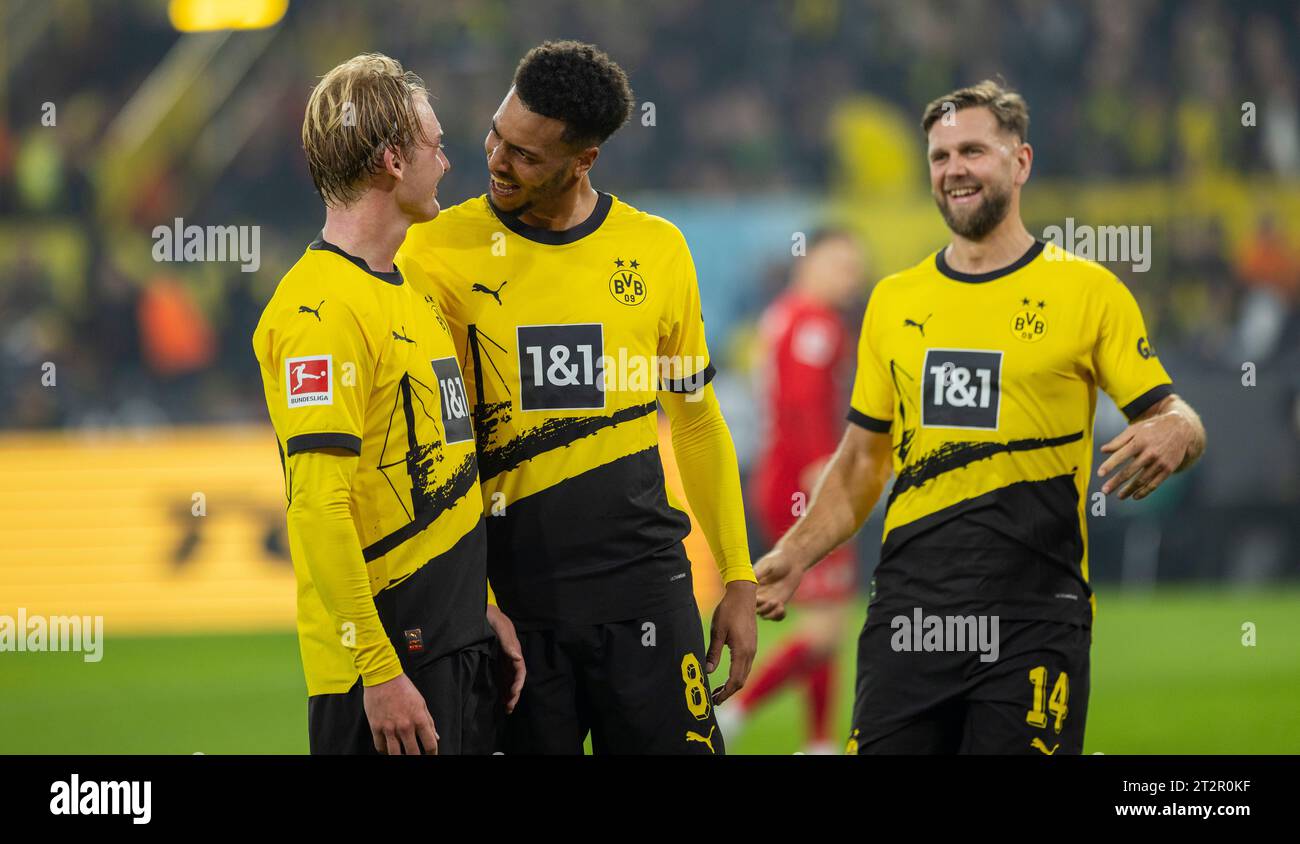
[921, 79, 1029, 142]
[302, 53, 431, 207]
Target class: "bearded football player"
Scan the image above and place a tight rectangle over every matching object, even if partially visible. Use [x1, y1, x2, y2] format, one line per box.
[755, 80, 1206, 754]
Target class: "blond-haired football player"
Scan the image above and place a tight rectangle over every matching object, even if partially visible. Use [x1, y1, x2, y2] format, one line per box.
[253, 53, 523, 755]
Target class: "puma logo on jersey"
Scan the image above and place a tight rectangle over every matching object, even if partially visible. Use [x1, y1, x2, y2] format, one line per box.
[298, 300, 324, 321]
[392, 327, 415, 344]
[685, 725, 717, 754]
[472, 280, 507, 305]
[1030, 738, 1059, 756]
[903, 314, 932, 337]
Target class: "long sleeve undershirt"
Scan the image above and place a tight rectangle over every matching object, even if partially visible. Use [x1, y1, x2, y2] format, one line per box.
[660, 384, 756, 586]
[286, 448, 403, 687]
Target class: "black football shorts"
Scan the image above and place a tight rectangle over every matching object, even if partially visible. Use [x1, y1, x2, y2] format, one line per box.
[502, 602, 725, 755]
[848, 615, 1091, 755]
[307, 639, 501, 755]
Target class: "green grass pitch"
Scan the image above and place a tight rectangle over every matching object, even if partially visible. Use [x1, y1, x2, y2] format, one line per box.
[2, 587, 1296, 754]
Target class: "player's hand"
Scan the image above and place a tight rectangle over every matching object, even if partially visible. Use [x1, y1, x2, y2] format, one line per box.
[1098, 410, 1196, 500]
[363, 672, 439, 755]
[486, 604, 526, 714]
[706, 580, 757, 706]
[755, 549, 804, 621]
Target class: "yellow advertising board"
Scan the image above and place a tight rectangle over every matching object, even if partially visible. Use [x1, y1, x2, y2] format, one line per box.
[0, 421, 721, 635]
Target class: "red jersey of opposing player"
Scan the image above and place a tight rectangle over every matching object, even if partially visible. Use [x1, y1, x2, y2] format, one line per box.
[752, 291, 857, 603]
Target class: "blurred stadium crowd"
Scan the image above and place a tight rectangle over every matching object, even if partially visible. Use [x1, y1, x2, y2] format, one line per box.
[1, 0, 1297, 582]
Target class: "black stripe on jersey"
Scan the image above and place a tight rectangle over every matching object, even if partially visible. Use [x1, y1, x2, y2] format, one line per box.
[286, 432, 363, 455]
[362, 451, 479, 562]
[875, 474, 1089, 625]
[484, 445, 695, 628]
[883, 473, 1081, 563]
[661, 363, 717, 393]
[1121, 383, 1173, 420]
[373, 516, 492, 668]
[847, 408, 891, 433]
[889, 431, 1084, 501]
[309, 236, 404, 285]
[476, 400, 659, 482]
[487, 191, 613, 245]
[935, 240, 1045, 283]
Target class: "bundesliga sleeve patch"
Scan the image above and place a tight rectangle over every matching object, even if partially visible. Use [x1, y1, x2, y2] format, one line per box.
[285, 355, 333, 407]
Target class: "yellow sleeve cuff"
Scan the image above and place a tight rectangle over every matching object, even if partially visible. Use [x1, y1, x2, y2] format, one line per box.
[360, 654, 404, 687]
[721, 562, 758, 585]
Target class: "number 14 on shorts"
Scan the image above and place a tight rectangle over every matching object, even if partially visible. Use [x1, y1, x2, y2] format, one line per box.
[1026, 666, 1069, 733]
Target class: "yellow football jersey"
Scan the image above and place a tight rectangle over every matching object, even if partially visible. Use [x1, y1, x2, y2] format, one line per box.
[399, 193, 713, 628]
[848, 240, 1173, 625]
[253, 237, 490, 695]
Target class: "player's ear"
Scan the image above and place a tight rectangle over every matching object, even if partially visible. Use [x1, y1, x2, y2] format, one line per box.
[382, 144, 404, 181]
[1014, 141, 1033, 186]
[573, 145, 599, 178]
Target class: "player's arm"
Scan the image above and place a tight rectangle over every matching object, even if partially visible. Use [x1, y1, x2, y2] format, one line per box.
[655, 227, 756, 702]
[1091, 274, 1207, 501]
[287, 447, 438, 755]
[484, 583, 525, 714]
[1098, 393, 1206, 500]
[755, 424, 893, 621]
[757, 283, 894, 620]
[659, 384, 756, 704]
[258, 291, 437, 755]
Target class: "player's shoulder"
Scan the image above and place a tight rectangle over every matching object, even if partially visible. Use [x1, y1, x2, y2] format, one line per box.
[867, 248, 942, 308]
[273, 242, 385, 305]
[256, 242, 387, 340]
[1036, 241, 1135, 301]
[404, 195, 496, 250]
[1039, 241, 1120, 282]
[605, 194, 690, 250]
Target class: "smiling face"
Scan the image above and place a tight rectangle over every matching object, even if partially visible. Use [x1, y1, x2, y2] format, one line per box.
[483, 88, 594, 215]
[927, 106, 1031, 241]
[392, 97, 450, 223]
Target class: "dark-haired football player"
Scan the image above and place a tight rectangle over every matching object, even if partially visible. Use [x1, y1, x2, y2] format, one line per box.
[401, 40, 756, 755]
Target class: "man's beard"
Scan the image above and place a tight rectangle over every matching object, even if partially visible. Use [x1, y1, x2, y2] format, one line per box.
[936, 182, 1011, 240]
[495, 164, 576, 218]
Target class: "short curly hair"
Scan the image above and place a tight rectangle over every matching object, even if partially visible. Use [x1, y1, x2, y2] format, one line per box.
[513, 40, 633, 148]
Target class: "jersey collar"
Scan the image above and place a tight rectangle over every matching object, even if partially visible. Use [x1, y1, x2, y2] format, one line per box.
[487, 191, 613, 245]
[936, 239, 1045, 283]
[309, 236, 404, 286]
